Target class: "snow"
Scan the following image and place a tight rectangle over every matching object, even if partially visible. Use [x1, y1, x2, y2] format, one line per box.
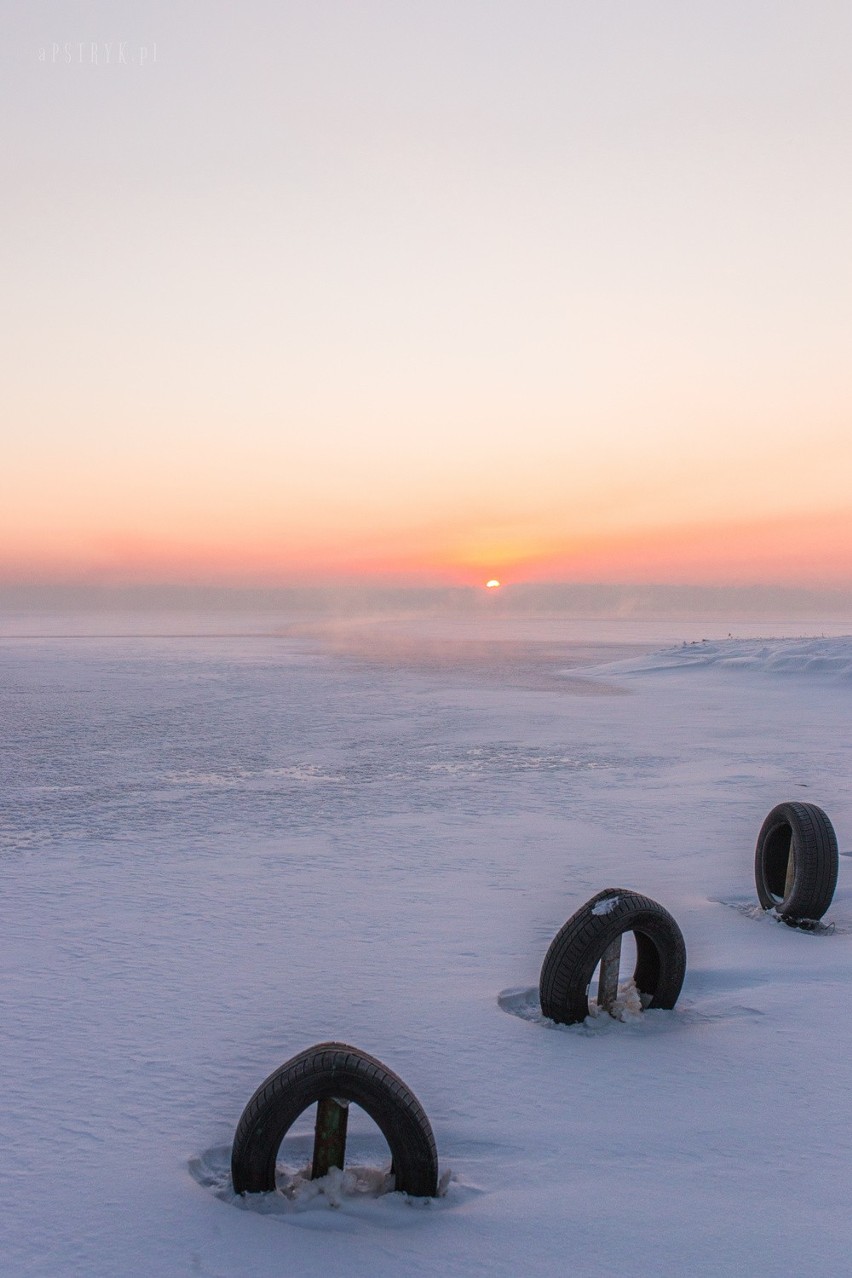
[3, 620, 852, 1275]
[591, 895, 621, 915]
[580, 634, 852, 680]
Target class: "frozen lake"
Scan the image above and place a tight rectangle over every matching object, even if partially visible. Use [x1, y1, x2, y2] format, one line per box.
[3, 617, 852, 1275]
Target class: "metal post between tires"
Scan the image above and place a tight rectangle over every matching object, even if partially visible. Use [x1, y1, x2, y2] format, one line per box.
[311, 1097, 349, 1179]
[597, 934, 622, 1013]
[783, 838, 796, 900]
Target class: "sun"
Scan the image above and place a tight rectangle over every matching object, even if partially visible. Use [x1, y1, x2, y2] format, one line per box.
[485, 579, 501, 589]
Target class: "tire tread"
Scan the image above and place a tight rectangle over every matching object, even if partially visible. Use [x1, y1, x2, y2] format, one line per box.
[754, 802, 838, 920]
[231, 1042, 438, 1198]
[539, 889, 686, 1025]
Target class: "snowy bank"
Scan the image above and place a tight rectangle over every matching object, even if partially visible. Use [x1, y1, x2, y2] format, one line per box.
[580, 635, 852, 680]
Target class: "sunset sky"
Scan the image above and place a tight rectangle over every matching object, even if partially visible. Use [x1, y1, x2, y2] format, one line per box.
[4, 2, 852, 589]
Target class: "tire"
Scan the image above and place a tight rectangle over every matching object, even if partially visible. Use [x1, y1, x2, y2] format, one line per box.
[231, 1042, 439, 1198]
[539, 890, 687, 1025]
[754, 802, 838, 921]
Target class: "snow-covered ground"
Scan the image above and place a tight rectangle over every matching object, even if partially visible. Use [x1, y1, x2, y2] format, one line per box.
[3, 618, 852, 1275]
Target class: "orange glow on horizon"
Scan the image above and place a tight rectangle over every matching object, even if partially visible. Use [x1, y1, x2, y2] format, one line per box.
[2, 504, 852, 590]
[489, 508, 852, 588]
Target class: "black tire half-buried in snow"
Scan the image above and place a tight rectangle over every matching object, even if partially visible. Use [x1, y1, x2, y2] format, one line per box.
[230, 1042, 439, 1197]
[754, 801, 838, 922]
[539, 890, 687, 1026]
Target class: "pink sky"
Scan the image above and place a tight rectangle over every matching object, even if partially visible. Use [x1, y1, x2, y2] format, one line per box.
[4, 2, 852, 592]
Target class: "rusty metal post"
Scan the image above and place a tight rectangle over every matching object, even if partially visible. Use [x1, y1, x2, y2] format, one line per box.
[311, 1098, 349, 1179]
[597, 934, 622, 1013]
[783, 836, 796, 900]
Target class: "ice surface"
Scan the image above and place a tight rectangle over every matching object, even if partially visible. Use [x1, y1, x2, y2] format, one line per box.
[2, 623, 851, 1275]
